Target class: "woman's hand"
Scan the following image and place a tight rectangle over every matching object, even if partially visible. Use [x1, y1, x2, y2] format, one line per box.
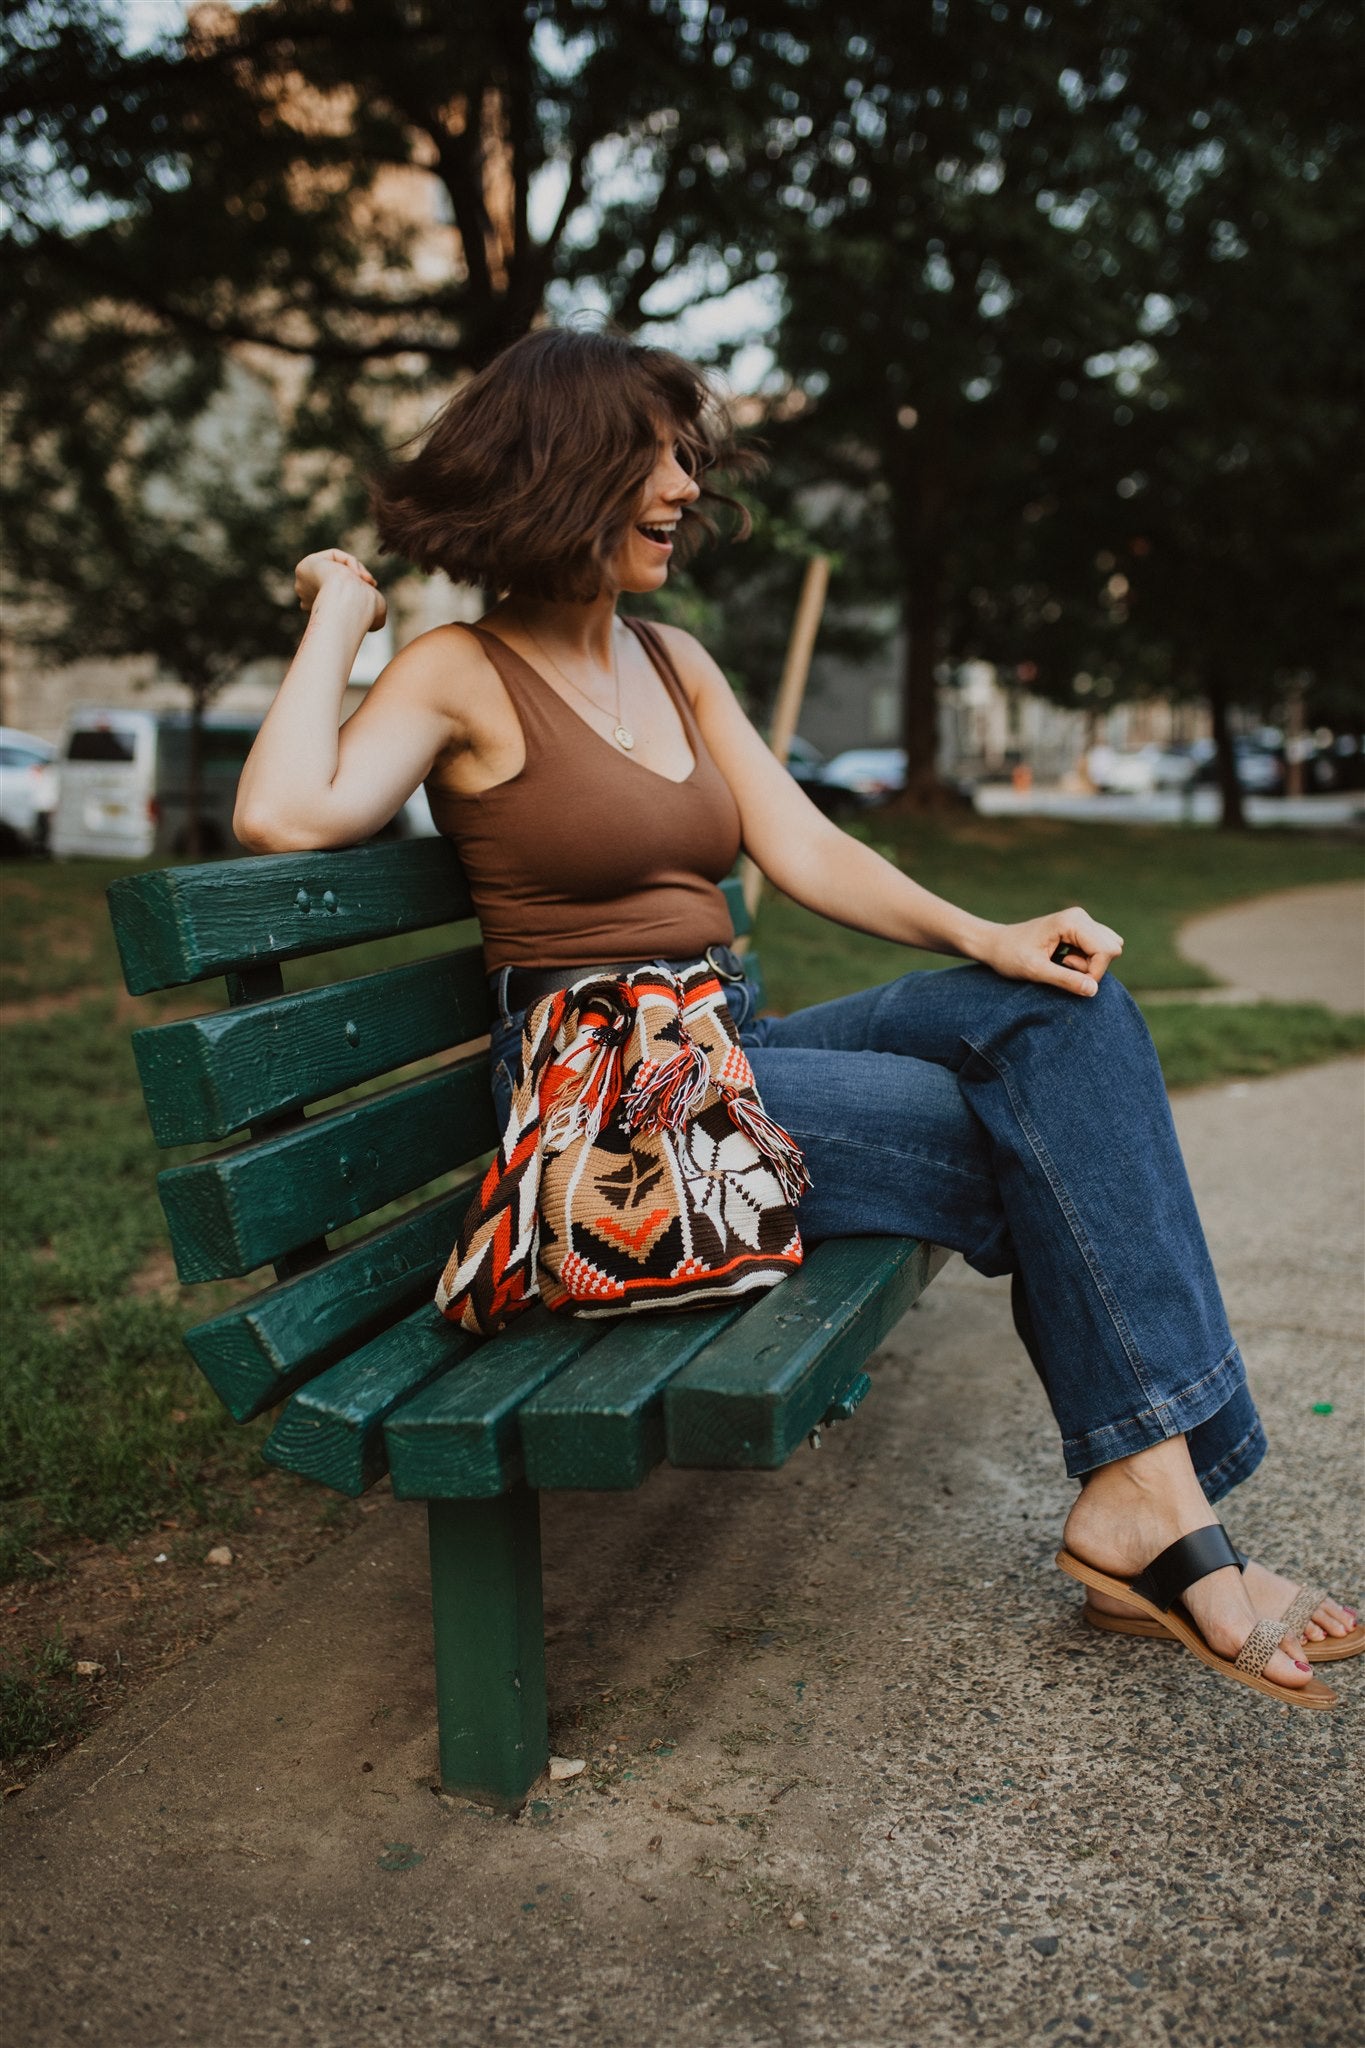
[294, 548, 387, 632]
[977, 908, 1124, 997]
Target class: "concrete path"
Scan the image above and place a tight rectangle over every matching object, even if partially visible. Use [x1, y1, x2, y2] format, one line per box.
[5, 1057, 1362, 2045]
[1179, 880, 1364, 1014]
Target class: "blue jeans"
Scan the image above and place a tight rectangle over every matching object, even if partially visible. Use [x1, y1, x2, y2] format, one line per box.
[487, 963, 1266, 1501]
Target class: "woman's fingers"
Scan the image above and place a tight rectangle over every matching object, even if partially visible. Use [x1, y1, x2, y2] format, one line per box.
[295, 548, 381, 614]
[1043, 957, 1099, 997]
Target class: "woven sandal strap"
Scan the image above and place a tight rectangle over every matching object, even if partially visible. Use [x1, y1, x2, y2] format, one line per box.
[1129, 1523, 1243, 1613]
[1233, 1618, 1289, 1678]
[1280, 1586, 1324, 1638]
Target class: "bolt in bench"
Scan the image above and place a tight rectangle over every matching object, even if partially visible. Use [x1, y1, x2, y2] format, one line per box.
[108, 838, 948, 1811]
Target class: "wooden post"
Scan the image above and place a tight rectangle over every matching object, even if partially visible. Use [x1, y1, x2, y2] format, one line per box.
[741, 555, 831, 921]
[426, 1484, 549, 1810]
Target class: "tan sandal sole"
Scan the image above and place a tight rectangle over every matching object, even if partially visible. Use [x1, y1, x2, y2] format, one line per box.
[1056, 1549, 1337, 1710]
[1082, 1600, 1365, 1663]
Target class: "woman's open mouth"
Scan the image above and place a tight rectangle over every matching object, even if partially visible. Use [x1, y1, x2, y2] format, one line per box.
[636, 522, 677, 553]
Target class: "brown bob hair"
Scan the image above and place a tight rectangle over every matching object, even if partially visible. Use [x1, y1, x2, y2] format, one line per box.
[371, 326, 763, 602]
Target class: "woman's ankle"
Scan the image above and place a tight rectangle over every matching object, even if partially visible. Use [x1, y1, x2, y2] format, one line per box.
[1063, 1435, 1215, 1574]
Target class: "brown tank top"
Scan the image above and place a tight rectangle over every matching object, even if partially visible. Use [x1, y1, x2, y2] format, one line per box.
[429, 616, 742, 970]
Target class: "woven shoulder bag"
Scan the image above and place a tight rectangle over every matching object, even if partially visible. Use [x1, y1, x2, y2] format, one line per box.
[436, 962, 810, 1335]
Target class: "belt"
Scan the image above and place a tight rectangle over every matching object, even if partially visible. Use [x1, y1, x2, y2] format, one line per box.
[496, 943, 748, 1014]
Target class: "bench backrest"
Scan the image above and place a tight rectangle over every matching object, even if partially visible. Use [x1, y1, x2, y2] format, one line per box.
[108, 839, 753, 1428]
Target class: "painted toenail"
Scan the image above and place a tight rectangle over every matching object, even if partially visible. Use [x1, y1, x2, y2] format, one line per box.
[1294, 1660, 1310, 1672]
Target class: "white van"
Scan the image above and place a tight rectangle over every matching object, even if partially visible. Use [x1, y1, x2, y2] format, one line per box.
[50, 705, 438, 859]
[50, 709, 261, 860]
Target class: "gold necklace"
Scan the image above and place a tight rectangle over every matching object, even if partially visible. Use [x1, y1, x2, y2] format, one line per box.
[518, 617, 635, 752]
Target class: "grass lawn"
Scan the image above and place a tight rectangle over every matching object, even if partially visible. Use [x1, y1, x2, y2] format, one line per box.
[1, 818, 1362, 1774]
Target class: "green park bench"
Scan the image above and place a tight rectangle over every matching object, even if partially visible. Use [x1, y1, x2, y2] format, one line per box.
[107, 839, 949, 1811]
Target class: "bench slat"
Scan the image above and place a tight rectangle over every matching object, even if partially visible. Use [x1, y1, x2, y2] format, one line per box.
[157, 1058, 496, 1281]
[665, 1238, 953, 1468]
[183, 1183, 474, 1421]
[133, 947, 492, 1145]
[107, 840, 476, 994]
[519, 1302, 752, 1491]
[262, 1304, 476, 1495]
[384, 1312, 613, 1500]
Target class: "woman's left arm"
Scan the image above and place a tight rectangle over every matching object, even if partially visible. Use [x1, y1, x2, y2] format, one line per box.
[665, 628, 1123, 998]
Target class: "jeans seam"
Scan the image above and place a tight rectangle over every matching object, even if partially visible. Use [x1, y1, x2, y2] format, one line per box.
[1199, 1415, 1268, 1501]
[1059, 1339, 1245, 1467]
[962, 1029, 1164, 1416]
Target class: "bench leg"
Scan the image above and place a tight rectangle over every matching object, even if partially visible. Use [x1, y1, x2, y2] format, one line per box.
[426, 1484, 549, 1811]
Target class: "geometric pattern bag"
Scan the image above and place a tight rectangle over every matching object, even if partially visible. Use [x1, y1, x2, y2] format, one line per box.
[435, 960, 810, 1336]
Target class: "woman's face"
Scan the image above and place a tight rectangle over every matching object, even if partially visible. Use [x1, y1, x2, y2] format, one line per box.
[605, 425, 702, 595]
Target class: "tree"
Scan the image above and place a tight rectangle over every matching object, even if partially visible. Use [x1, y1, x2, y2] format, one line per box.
[947, 9, 1365, 827]
[736, 1, 1364, 811]
[1, 0, 796, 385]
[0, 0, 806, 754]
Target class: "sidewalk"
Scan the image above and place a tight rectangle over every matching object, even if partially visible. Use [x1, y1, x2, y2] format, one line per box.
[1178, 880, 1364, 1015]
[4, 960, 1362, 2045]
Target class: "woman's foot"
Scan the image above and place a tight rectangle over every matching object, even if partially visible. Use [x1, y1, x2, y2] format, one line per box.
[1086, 1562, 1357, 1642]
[1063, 1436, 1315, 1691]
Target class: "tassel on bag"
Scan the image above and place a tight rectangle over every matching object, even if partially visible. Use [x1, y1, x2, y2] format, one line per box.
[437, 962, 811, 1334]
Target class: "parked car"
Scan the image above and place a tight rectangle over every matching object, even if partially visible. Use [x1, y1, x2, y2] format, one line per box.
[1189, 737, 1286, 796]
[0, 727, 58, 852]
[50, 708, 263, 859]
[818, 746, 908, 807]
[1087, 743, 1198, 795]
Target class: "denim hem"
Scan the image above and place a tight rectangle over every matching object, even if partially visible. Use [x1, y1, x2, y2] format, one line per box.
[1060, 1340, 1248, 1478]
[1196, 1415, 1269, 1505]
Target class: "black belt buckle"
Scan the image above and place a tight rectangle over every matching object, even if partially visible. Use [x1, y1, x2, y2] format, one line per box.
[704, 942, 746, 985]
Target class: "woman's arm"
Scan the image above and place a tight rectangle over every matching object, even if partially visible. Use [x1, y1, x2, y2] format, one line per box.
[662, 625, 1123, 997]
[234, 552, 461, 852]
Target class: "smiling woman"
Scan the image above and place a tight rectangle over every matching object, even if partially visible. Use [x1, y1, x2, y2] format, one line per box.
[229, 322, 1363, 1721]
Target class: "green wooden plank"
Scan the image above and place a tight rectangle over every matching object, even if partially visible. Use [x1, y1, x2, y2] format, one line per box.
[133, 946, 492, 1145]
[157, 1056, 496, 1281]
[520, 1301, 752, 1492]
[262, 1303, 475, 1495]
[107, 838, 475, 994]
[665, 1238, 953, 1469]
[428, 1489, 548, 1810]
[385, 1310, 612, 1500]
[184, 1183, 475, 1421]
[720, 873, 750, 939]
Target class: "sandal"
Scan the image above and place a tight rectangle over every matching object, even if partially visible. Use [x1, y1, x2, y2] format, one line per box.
[1083, 1560, 1364, 1663]
[1057, 1524, 1338, 1711]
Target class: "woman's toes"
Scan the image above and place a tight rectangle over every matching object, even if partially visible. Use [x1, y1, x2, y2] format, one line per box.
[1264, 1638, 1313, 1687]
[1315, 1599, 1355, 1638]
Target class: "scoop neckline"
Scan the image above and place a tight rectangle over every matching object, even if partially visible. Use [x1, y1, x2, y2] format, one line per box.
[470, 615, 700, 790]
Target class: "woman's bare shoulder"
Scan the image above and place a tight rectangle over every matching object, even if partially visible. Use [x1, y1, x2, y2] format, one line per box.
[381, 618, 497, 684]
[646, 620, 730, 703]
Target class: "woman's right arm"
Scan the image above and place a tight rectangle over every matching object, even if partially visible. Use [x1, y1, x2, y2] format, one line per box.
[233, 552, 461, 852]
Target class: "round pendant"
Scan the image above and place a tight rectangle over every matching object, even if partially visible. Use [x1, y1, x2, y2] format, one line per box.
[614, 724, 635, 751]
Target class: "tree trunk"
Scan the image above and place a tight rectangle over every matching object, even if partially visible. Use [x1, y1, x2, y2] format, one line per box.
[186, 685, 206, 861]
[1206, 666, 1246, 832]
[897, 559, 957, 809]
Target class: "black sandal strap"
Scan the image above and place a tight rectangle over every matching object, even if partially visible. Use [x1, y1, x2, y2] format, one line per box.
[1129, 1524, 1244, 1612]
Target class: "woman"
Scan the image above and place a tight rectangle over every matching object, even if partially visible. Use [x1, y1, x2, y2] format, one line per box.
[234, 326, 1358, 1706]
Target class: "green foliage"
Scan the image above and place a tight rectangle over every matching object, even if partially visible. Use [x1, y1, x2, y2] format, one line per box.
[1143, 1003, 1365, 1093]
[0, 1629, 94, 1768]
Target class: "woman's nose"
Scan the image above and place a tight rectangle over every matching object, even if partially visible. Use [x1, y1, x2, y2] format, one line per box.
[669, 461, 701, 503]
